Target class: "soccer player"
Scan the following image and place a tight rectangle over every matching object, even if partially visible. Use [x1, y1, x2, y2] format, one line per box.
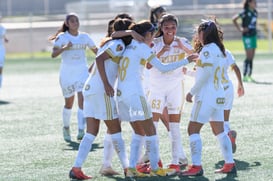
[232, 0, 257, 82]
[116, 20, 197, 177]
[181, 20, 236, 176]
[0, 17, 8, 90]
[68, 18, 133, 180]
[50, 13, 98, 142]
[147, 14, 193, 172]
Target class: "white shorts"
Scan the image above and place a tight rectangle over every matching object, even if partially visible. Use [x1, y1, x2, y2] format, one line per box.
[190, 100, 224, 124]
[84, 93, 118, 120]
[149, 80, 184, 114]
[224, 83, 234, 110]
[117, 94, 152, 122]
[59, 64, 89, 98]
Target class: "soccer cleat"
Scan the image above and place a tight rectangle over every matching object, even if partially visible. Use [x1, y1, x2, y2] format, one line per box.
[99, 166, 120, 176]
[69, 167, 92, 180]
[215, 163, 237, 174]
[247, 76, 255, 83]
[181, 165, 203, 176]
[77, 129, 85, 140]
[179, 158, 188, 167]
[136, 163, 151, 174]
[168, 164, 180, 173]
[63, 127, 71, 142]
[228, 130, 237, 153]
[150, 168, 176, 176]
[125, 168, 149, 177]
[243, 76, 249, 82]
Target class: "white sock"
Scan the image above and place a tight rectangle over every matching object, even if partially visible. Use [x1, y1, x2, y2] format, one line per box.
[102, 133, 114, 168]
[216, 132, 234, 163]
[62, 107, 72, 128]
[169, 122, 186, 164]
[146, 135, 159, 171]
[224, 121, 230, 134]
[129, 134, 143, 168]
[111, 132, 129, 169]
[73, 133, 96, 167]
[137, 134, 145, 164]
[0, 74, 2, 88]
[77, 108, 85, 130]
[189, 134, 202, 166]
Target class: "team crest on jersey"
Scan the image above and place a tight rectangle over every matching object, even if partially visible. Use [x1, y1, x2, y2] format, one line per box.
[116, 44, 123, 52]
[84, 84, 90, 90]
[203, 51, 209, 58]
[117, 89, 121, 96]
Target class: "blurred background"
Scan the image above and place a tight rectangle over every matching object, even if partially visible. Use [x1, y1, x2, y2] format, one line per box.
[0, 0, 272, 54]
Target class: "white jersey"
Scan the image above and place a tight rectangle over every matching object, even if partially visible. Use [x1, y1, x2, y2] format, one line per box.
[53, 31, 96, 66]
[83, 39, 125, 120]
[117, 39, 190, 99]
[149, 36, 192, 84]
[83, 39, 125, 96]
[190, 43, 225, 109]
[53, 31, 96, 97]
[222, 49, 236, 88]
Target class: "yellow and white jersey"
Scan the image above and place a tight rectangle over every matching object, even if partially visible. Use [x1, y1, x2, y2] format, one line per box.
[83, 39, 125, 96]
[149, 36, 192, 84]
[222, 49, 236, 87]
[117, 40, 151, 98]
[190, 43, 225, 109]
[53, 31, 96, 66]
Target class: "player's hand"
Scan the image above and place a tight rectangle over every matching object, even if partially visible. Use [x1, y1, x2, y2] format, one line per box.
[104, 83, 114, 97]
[187, 53, 199, 63]
[237, 84, 245, 97]
[186, 92, 193, 103]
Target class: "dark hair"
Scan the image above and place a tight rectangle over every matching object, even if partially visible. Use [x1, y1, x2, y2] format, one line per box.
[114, 13, 133, 21]
[106, 19, 115, 37]
[101, 18, 133, 47]
[155, 14, 178, 38]
[149, 6, 166, 26]
[49, 13, 78, 41]
[243, 0, 255, 10]
[129, 20, 155, 37]
[197, 20, 226, 56]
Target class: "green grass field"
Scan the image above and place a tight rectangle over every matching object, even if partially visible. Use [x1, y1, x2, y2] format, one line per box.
[0, 50, 273, 181]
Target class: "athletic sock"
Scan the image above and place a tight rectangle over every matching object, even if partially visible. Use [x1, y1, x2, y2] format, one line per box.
[62, 107, 72, 128]
[77, 108, 85, 130]
[129, 134, 143, 168]
[224, 121, 230, 134]
[73, 133, 96, 167]
[111, 132, 129, 169]
[146, 135, 159, 170]
[102, 133, 114, 168]
[189, 134, 202, 166]
[216, 132, 234, 163]
[169, 122, 186, 164]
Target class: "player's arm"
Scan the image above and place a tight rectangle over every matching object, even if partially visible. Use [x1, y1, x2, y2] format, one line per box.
[95, 51, 114, 97]
[232, 14, 243, 33]
[51, 42, 72, 58]
[186, 64, 211, 103]
[111, 30, 144, 42]
[231, 64, 245, 97]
